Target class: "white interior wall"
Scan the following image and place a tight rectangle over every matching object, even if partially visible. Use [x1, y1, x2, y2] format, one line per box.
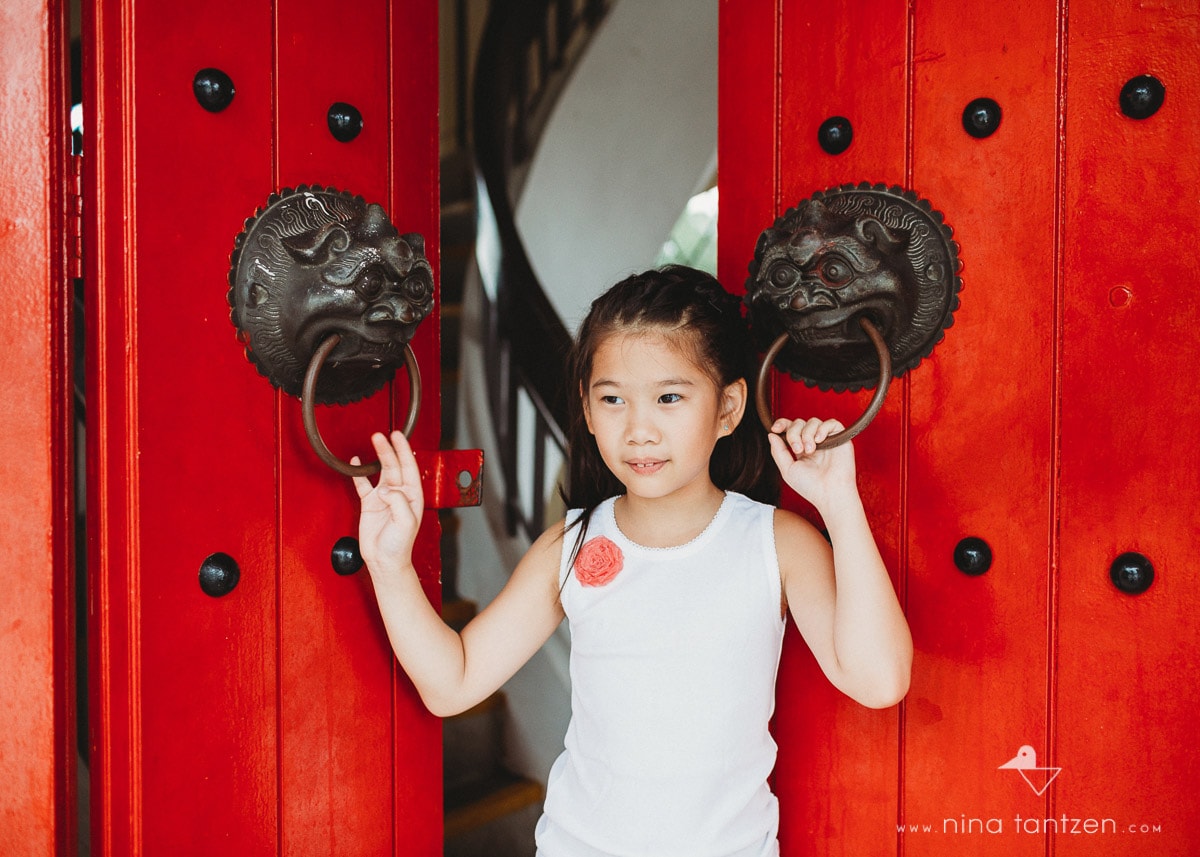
[515, 0, 719, 331]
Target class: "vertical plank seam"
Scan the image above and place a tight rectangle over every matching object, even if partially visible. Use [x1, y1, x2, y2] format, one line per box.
[88, 1, 114, 848]
[1045, 0, 1070, 855]
[271, 2, 284, 854]
[50, 0, 79, 848]
[773, 0, 782, 219]
[122, 0, 144, 850]
[770, 0, 783, 432]
[896, 2, 917, 854]
[385, 3, 401, 853]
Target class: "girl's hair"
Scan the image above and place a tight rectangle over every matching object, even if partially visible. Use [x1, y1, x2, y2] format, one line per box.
[560, 265, 779, 560]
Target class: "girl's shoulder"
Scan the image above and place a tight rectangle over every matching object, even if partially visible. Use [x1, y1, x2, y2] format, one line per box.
[772, 505, 834, 559]
[721, 490, 776, 517]
[530, 515, 572, 555]
[723, 491, 816, 534]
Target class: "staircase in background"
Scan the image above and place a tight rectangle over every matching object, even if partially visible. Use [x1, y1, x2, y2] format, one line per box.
[441, 599, 544, 856]
[436, 2, 609, 852]
[473, 0, 608, 542]
[438, 148, 545, 855]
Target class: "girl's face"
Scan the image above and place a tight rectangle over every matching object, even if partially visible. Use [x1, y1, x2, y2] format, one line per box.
[582, 330, 745, 505]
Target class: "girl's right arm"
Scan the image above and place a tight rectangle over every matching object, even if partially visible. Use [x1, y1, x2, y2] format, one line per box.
[354, 431, 566, 717]
[769, 418, 912, 709]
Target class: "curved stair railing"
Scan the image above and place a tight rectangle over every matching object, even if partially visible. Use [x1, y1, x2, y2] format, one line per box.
[472, 0, 610, 541]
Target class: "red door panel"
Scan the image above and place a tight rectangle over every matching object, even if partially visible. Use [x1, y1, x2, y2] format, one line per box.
[717, 0, 776, 300]
[720, 0, 1199, 854]
[903, 0, 1059, 851]
[1055, 1, 1200, 851]
[87, 1, 441, 853]
[275, 3, 402, 852]
[273, 1, 441, 852]
[759, 2, 909, 853]
[88, 0, 280, 851]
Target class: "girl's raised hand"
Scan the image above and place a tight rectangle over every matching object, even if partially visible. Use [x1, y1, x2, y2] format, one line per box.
[767, 417, 858, 511]
[352, 431, 426, 574]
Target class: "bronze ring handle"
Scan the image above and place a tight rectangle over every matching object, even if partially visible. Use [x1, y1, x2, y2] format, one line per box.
[301, 333, 422, 476]
[755, 316, 892, 450]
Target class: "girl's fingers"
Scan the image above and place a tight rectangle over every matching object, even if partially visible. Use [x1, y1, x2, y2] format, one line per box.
[816, 418, 845, 444]
[390, 431, 422, 493]
[361, 432, 420, 507]
[775, 416, 846, 456]
[375, 431, 424, 519]
[372, 431, 402, 476]
[786, 418, 819, 454]
[767, 431, 796, 471]
[778, 421, 803, 454]
[350, 455, 373, 499]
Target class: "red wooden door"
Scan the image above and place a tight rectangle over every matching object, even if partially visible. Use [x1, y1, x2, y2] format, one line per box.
[85, 1, 442, 854]
[0, 1, 75, 854]
[719, 0, 1199, 854]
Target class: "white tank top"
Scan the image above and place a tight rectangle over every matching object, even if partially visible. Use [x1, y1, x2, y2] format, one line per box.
[535, 492, 786, 857]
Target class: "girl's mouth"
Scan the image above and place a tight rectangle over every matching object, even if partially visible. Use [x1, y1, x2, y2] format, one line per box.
[627, 459, 665, 474]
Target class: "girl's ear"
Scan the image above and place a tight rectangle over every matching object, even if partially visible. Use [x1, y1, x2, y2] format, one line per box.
[720, 377, 748, 433]
[581, 382, 595, 435]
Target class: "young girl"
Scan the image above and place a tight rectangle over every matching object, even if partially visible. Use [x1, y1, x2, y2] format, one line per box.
[354, 266, 912, 856]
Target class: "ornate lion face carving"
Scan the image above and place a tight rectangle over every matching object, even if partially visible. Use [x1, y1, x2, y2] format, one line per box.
[229, 186, 434, 404]
[745, 183, 960, 392]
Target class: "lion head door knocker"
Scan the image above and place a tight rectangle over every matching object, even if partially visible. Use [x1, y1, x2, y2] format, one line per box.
[745, 182, 961, 449]
[228, 185, 434, 476]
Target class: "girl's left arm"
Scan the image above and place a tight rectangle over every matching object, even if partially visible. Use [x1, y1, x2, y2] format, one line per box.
[770, 418, 913, 709]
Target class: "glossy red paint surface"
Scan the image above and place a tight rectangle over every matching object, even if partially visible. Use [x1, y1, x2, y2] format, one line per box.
[902, 1, 1060, 853]
[0, 1, 74, 854]
[771, 2, 908, 853]
[717, 0, 777, 296]
[1055, 2, 1200, 851]
[720, 0, 1199, 853]
[87, 1, 441, 853]
[275, 4, 403, 853]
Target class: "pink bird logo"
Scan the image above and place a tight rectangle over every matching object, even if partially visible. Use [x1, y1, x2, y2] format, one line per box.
[998, 745, 1062, 796]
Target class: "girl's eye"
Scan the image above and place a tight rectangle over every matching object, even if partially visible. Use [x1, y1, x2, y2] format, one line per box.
[658, 393, 682, 404]
[600, 395, 623, 405]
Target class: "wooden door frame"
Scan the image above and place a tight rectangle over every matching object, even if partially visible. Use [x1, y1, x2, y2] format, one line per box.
[0, 0, 76, 854]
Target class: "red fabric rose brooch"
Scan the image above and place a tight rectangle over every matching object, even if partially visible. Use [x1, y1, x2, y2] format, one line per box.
[574, 536, 624, 587]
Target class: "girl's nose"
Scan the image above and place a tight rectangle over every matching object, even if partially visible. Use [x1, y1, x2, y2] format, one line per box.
[624, 406, 659, 444]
